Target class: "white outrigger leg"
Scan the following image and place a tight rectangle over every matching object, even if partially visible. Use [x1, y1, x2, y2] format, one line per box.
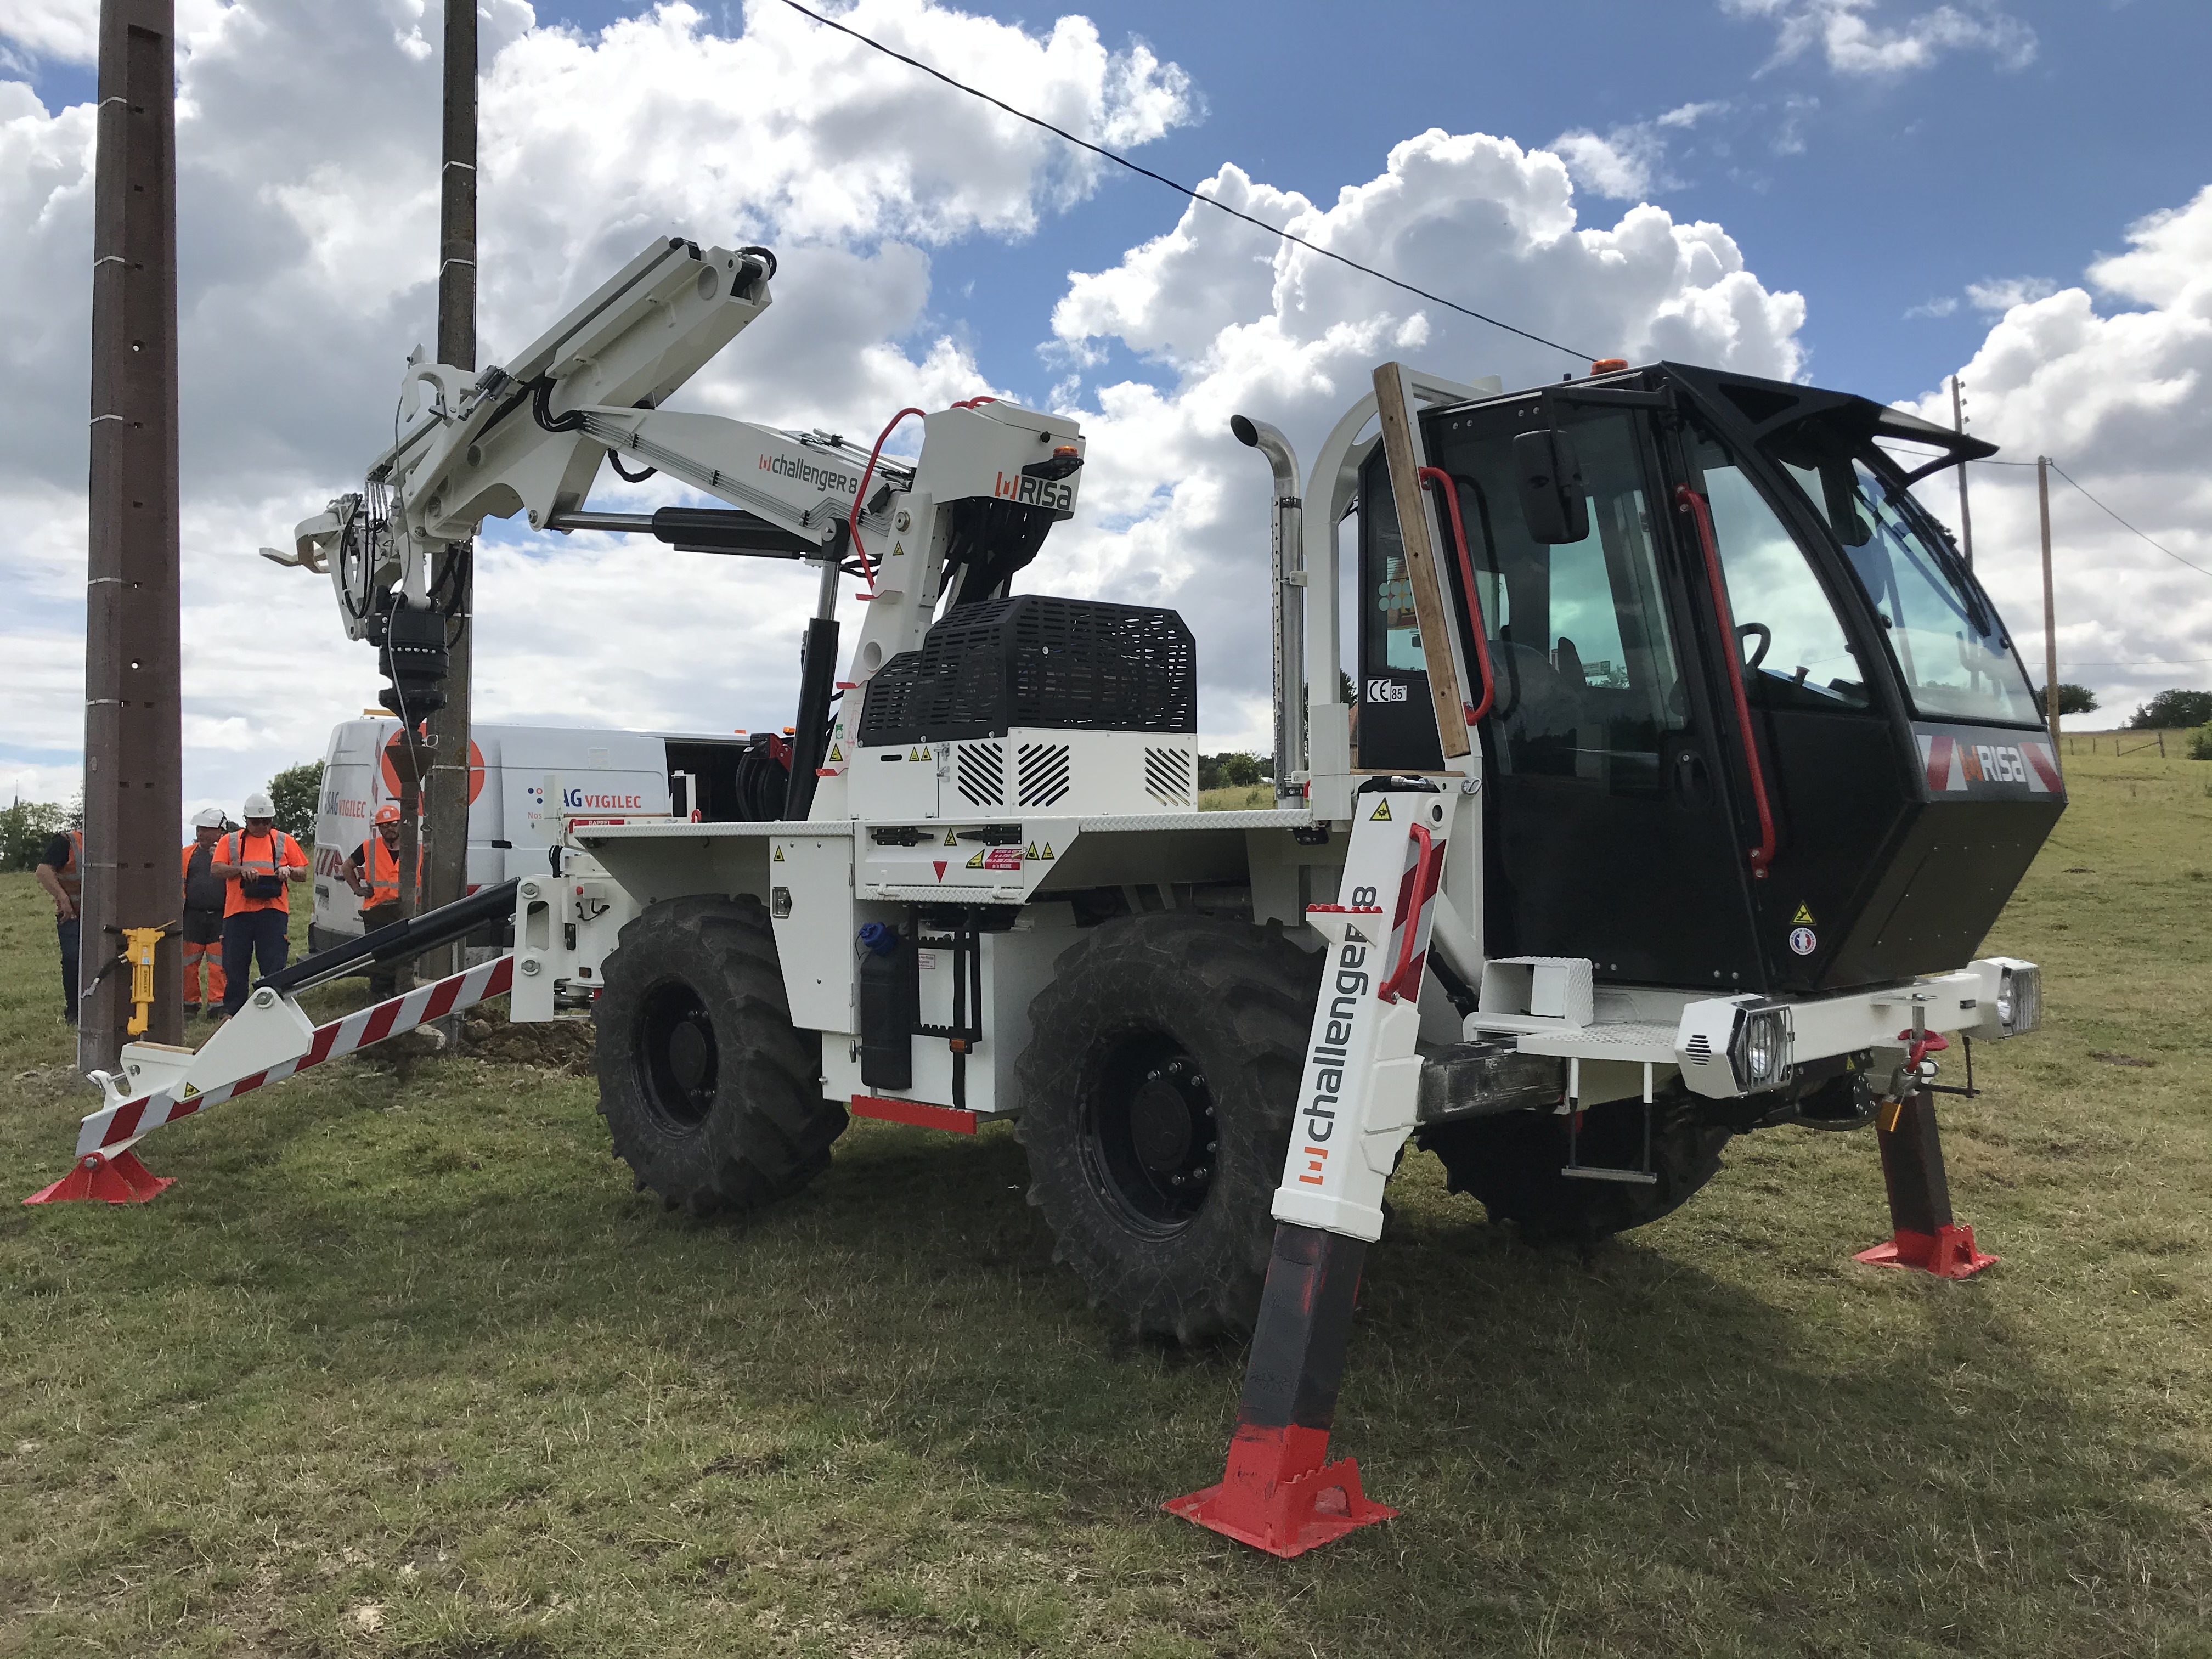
[1167, 784, 1454, 1556]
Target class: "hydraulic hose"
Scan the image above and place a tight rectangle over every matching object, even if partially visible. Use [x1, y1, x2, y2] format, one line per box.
[849, 406, 927, 593]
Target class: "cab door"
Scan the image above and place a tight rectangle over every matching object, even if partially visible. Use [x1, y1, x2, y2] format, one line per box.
[1398, 400, 1763, 988]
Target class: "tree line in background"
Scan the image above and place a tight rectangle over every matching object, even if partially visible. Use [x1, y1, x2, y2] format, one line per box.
[0, 760, 325, 873]
[1198, 752, 1276, 792]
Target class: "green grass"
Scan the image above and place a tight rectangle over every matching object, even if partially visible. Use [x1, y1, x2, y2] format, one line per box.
[3, 754, 2209, 1656]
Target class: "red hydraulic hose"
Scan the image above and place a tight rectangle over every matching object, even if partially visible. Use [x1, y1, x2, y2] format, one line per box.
[1675, 483, 1775, 880]
[1417, 466, 1497, 724]
[848, 406, 926, 594]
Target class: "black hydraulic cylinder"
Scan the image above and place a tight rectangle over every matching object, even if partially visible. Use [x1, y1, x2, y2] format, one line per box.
[1237, 1223, 1368, 1437]
[260, 878, 519, 995]
[782, 616, 839, 820]
[1874, 1086, 1956, 1238]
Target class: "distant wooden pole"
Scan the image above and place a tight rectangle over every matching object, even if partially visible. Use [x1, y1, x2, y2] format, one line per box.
[2038, 455, 2058, 742]
[81, 0, 182, 1071]
[1950, 376, 1974, 569]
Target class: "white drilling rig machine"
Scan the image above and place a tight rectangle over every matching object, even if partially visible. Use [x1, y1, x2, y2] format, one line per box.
[32, 233, 2061, 1556]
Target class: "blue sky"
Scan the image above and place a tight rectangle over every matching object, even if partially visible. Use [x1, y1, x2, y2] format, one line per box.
[489, 0, 2212, 414]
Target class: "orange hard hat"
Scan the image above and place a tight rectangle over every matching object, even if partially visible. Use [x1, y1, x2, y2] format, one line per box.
[374, 804, 402, 826]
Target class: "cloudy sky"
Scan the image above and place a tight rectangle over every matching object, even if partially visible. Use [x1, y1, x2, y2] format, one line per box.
[2, 0, 2209, 820]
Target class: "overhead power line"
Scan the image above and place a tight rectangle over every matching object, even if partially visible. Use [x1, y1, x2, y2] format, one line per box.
[2048, 462, 2212, 580]
[775, 0, 1596, 363]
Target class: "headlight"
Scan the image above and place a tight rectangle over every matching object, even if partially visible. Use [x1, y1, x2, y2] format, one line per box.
[1728, 1006, 1793, 1092]
[1997, 963, 2041, 1036]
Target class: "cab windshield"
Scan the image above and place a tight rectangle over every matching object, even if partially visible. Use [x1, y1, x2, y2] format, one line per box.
[1765, 420, 2043, 726]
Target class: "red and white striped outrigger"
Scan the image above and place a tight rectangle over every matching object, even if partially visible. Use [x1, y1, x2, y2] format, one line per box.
[25, 888, 521, 1205]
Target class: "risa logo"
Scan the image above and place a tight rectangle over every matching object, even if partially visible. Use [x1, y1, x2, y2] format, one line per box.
[992, 471, 1076, 512]
[1365, 679, 1410, 703]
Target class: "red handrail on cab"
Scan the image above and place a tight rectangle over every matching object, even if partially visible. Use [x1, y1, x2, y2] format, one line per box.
[1674, 483, 1776, 880]
[1416, 465, 1497, 724]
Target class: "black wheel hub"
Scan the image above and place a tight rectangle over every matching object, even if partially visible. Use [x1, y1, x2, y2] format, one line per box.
[1084, 1042, 1217, 1231]
[636, 979, 718, 1130]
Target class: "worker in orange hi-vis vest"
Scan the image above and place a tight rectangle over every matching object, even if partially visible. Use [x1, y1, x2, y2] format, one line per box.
[209, 790, 309, 1018]
[343, 803, 417, 999]
[31, 826, 84, 1026]
[179, 808, 230, 1018]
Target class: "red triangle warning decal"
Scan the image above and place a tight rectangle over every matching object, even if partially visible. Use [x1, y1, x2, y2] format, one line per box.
[932, 860, 947, 881]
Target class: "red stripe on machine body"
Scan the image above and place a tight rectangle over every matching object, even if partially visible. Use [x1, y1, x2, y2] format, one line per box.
[849, 1094, 979, 1134]
[2024, 742, 2063, 792]
[104, 1101, 146, 1146]
[1925, 735, 1953, 793]
[359, 1001, 404, 1046]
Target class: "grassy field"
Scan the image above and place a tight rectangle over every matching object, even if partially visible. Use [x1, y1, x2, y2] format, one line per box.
[3, 753, 2209, 1657]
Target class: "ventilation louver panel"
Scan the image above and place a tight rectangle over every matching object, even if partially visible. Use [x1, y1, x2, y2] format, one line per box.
[857, 595, 1197, 746]
[1144, 746, 1195, 808]
[956, 742, 1005, 809]
[1017, 743, 1071, 808]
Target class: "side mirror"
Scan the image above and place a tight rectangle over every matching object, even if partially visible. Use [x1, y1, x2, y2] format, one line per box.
[1513, 428, 1589, 544]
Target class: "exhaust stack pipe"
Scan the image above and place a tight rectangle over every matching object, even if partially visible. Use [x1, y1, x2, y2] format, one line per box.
[1231, 415, 1305, 803]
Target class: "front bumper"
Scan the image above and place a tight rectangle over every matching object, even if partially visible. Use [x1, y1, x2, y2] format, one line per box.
[1673, 956, 2040, 1099]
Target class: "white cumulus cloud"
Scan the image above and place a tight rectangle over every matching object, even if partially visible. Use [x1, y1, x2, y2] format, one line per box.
[1905, 187, 2212, 719]
[1725, 0, 2036, 76]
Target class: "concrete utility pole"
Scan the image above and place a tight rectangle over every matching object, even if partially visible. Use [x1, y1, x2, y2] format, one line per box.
[1950, 376, 1974, 570]
[2038, 455, 2058, 742]
[80, 0, 183, 1073]
[423, 0, 478, 987]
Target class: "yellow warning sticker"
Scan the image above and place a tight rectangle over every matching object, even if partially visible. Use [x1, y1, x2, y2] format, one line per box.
[1790, 901, 1816, 926]
[181, 1081, 199, 1098]
[1370, 799, 1392, 821]
[772, 845, 786, 863]
[1025, 842, 1039, 859]
[944, 829, 958, 846]
[966, 850, 986, 869]
[827, 743, 843, 763]
[909, 747, 923, 761]
[892, 541, 905, 558]
[1039, 842, 1054, 859]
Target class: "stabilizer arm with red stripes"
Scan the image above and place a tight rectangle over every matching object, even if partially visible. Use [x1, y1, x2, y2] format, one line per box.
[67, 956, 516, 1162]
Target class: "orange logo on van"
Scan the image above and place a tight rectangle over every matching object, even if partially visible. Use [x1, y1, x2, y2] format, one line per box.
[381, 732, 485, 804]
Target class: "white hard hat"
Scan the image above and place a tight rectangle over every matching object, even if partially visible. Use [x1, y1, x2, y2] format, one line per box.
[193, 807, 225, 828]
[242, 791, 274, 819]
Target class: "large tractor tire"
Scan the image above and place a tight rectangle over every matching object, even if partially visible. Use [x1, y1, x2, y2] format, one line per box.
[594, 894, 847, 1217]
[1015, 912, 1318, 1345]
[1418, 1085, 1729, 1244]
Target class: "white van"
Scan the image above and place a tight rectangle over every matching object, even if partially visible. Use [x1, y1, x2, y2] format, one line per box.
[308, 718, 766, 955]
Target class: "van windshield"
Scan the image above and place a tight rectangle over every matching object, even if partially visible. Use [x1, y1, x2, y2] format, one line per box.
[1764, 420, 2044, 726]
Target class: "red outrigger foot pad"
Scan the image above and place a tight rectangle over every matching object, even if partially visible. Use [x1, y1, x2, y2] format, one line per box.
[1854, 1223, 1997, 1280]
[24, 1149, 174, 1206]
[1164, 1423, 1397, 1558]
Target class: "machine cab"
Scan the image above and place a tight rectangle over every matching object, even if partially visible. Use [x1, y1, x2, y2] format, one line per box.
[1354, 363, 2064, 995]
